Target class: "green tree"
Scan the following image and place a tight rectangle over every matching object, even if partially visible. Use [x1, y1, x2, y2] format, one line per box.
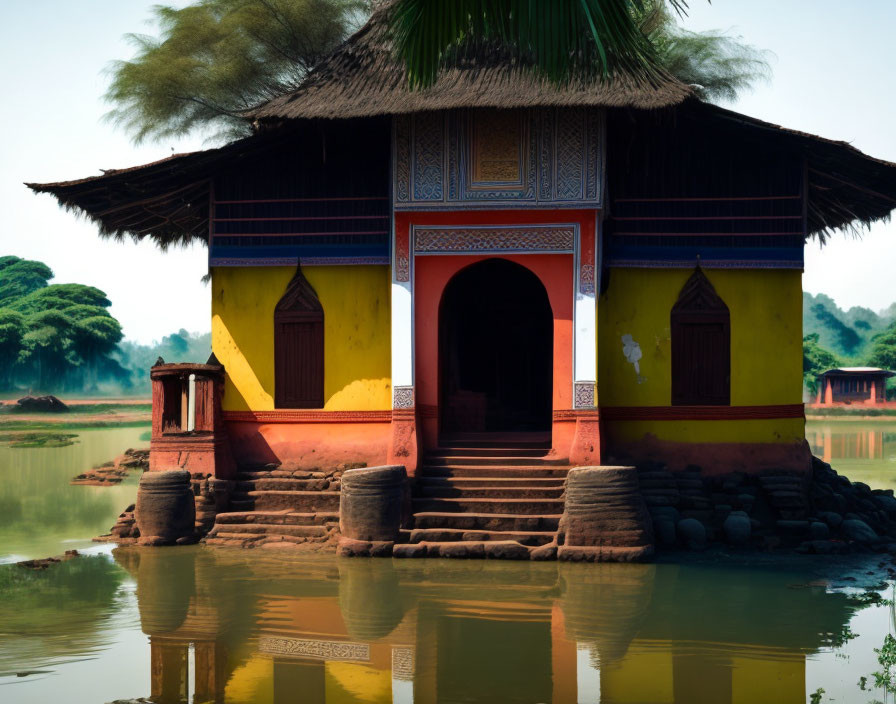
[867, 324, 896, 372]
[388, 0, 769, 95]
[107, 0, 769, 143]
[105, 0, 367, 143]
[21, 309, 73, 391]
[11, 284, 112, 316]
[0, 256, 53, 305]
[9, 283, 124, 392]
[638, 0, 770, 102]
[803, 333, 841, 397]
[389, 0, 672, 88]
[0, 309, 25, 390]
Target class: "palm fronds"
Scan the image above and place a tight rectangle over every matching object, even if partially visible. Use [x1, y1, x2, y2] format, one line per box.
[389, 0, 690, 88]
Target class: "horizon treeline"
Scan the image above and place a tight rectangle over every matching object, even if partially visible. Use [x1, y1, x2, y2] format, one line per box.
[803, 292, 896, 398]
[0, 256, 209, 396]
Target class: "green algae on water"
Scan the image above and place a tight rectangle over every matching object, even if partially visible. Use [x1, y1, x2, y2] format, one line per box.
[0, 432, 78, 448]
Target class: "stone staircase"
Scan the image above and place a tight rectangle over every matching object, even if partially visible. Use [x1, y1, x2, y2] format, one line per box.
[204, 468, 341, 548]
[395, 444, 571, 558]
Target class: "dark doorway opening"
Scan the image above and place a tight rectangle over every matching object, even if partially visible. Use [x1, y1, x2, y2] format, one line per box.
[439, 259, 553, 443]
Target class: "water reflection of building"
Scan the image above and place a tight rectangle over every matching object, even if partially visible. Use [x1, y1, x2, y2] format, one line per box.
[807, 425, 887, 462]
[116, 547, 859, 704]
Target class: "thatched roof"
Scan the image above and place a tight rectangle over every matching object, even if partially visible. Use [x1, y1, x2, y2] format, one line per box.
[25, 3, 896, 248]
[28, 100, 896, 248]
[690, 103, 896, 239]
[247, 3, 693, 122]
[26, 130, 288, 248]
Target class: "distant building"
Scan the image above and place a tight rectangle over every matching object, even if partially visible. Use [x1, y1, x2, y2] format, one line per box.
[816, 367, 895, 405]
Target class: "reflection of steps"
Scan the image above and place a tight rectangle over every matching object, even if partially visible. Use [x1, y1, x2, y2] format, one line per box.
[399, 447, 570, 556]
[205, 469, 341, 548]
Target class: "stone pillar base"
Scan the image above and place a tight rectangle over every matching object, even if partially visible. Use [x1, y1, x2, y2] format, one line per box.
[559, 466, 654, 563]
[388, 409, 419, 477]
[569, 411, 601, 466]
[135, 470, 196, 546]
[337, 538, 395, 557]
[340, 465, 408, 546]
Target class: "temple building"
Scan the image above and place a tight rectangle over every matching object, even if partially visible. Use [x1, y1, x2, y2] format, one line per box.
[30, 5, 896, 488]
[815, 367, 895, 406]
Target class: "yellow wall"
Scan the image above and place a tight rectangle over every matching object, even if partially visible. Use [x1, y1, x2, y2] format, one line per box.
[211, 266, 391, 411]
[597, 267, 804, 444]
[600, 641, 805, 704]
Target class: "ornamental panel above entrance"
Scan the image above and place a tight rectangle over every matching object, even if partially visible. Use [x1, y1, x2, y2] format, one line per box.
[393, 108, 604, 211]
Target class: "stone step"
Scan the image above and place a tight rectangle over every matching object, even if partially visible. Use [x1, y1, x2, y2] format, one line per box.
[393, 540, 534, 559]
[235, 478, 335, 492]
[412, 497, 565, 515]
[420, 465, 570, 478]
[204, 532, 264, 544]
[416, 484, 565, 499]
[236, 469, 332, 480]
[423, 455, 569, 467]
[416, 476, 566, 488]
[402, 528, 556, 546]
[231, 491, 340, 512]
[215, 510, 339, 526]
[426, 446, 550, 458]
[208, 523, 329, 539]
[411, 512, 561, 532]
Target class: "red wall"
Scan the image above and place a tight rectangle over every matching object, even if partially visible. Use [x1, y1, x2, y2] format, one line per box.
[398, 209, 594, 454]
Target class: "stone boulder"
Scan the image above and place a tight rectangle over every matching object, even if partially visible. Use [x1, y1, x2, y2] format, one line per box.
[677, 518, 706, 550]
[722, 511, 751, 546]
[841, 519, 879, 544]
[14, 395, 68, 413]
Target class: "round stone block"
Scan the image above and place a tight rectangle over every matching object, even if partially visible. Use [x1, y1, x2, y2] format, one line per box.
[339, 465, 407, 543]
[135, 470, 195, 545]
[558, 466, 654, 562]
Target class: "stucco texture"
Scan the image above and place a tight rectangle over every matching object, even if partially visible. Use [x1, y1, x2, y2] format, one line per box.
[597, 267, 804, 446]
[211, 265, 391, 411]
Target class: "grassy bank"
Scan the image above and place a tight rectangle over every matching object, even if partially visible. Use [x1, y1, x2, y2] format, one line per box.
[0, 400, 151, 430]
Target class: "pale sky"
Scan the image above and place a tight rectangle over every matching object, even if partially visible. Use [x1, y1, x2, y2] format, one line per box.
[1, 1, 894, 343]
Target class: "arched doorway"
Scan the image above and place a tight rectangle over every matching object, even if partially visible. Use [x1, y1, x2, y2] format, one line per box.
[439, 259, 553, 443]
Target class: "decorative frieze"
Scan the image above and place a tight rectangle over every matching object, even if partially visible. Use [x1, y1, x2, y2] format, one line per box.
[259, 636, 370, 662]
[413, 225, 577, 255]
[394, 108, 604, 210]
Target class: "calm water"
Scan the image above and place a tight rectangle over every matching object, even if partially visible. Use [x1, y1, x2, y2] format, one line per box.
[807, 419, 896, 491]
[0, 547, 893, 703]
[0, 426, 147, 563]
[0, 421, 895, 702]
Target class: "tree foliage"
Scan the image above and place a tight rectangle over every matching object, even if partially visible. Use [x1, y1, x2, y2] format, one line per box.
[803, 333, 841, 397]
[0, 256, 54, 306]
[116, 329, 211, 392]
[106, 0, 770, 143]
[803, 292, 896, 359]
[637, 0, 770, 102]
[0, 258, 127, 392]
[389, 0, 684, 89]
[867, 324, 896, 373]
[105, 0, 367, 143]
[389, 0, 769, 97]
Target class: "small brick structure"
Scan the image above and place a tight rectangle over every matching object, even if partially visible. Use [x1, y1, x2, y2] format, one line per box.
[150, 359, 235, 479]
[143, 359, 236, 540]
